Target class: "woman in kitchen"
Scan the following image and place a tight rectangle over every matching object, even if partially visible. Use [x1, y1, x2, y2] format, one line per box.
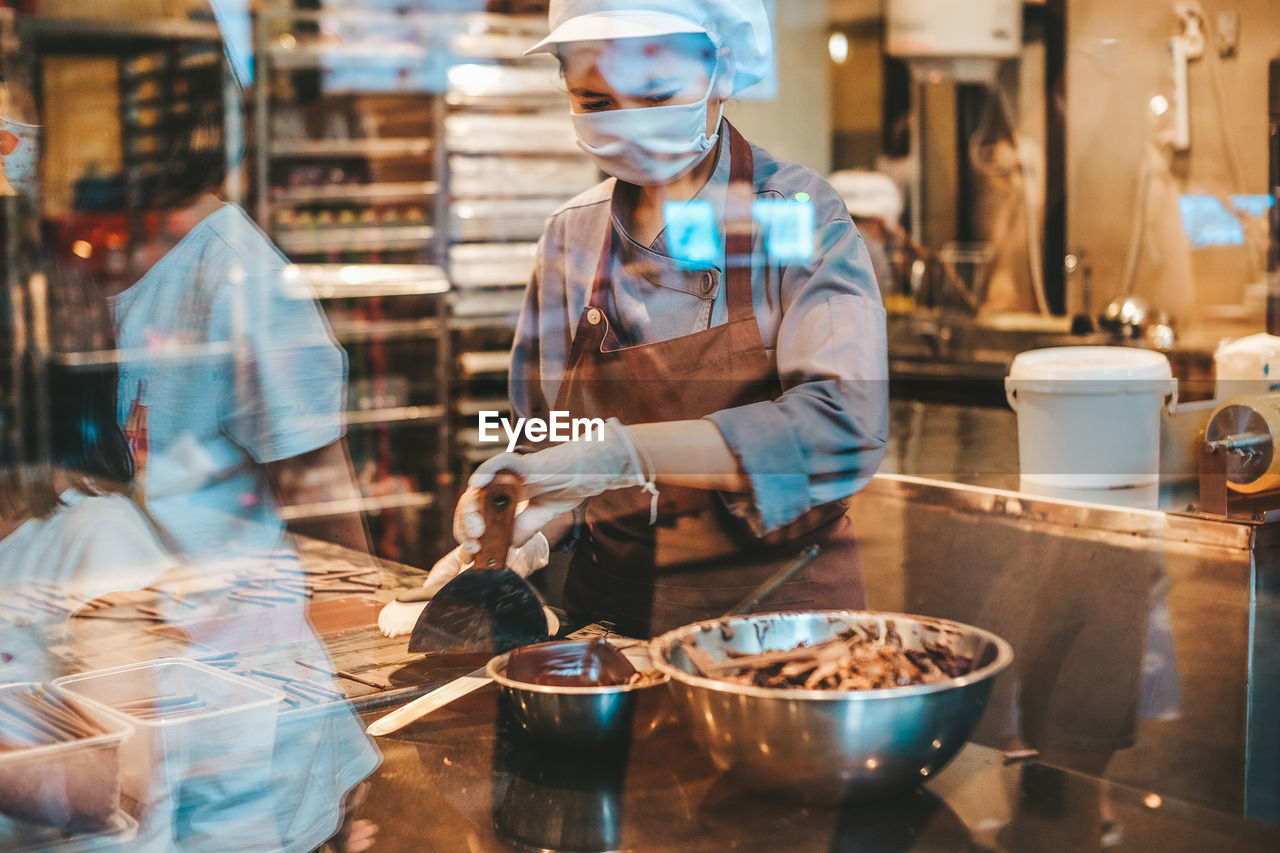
[395, 0, 888, 639]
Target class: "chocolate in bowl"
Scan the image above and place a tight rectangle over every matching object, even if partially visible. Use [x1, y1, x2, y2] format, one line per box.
[486, 639, 666, 747]
[505, 639, 638, 688]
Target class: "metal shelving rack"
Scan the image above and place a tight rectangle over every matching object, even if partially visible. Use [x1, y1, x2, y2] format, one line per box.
[253, 1, 453, 564]
[438, 13, 597, 475]
[253, 4, 598, 551]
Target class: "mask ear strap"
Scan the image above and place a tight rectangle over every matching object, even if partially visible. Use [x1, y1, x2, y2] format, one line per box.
[710, 45, 736, 100]
[703, 51, 728, 143]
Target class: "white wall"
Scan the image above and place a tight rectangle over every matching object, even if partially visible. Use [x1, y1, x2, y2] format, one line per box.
[726, 0, 834, 174]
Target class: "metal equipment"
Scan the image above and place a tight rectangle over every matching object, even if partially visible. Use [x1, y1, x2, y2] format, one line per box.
[649, 610, 1013, 801]
[1200, 392, 1280, 518]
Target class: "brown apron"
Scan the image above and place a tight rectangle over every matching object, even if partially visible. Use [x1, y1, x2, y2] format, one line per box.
[555, 123, 866, 638]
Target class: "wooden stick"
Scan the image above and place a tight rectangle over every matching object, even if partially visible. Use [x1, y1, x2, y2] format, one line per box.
[250, 668, 296, 683]
[294, 659, 387, 690]
[308, 585, 377, 594]
[322, 567, 377, 577]
[72, 610, 164, 622]
[15, 591, 65, 615]
[283, 680, 344, 702]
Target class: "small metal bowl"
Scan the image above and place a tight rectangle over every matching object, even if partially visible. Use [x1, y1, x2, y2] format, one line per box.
[486, 641, 667, 748]
[649, 611, 1013, 801]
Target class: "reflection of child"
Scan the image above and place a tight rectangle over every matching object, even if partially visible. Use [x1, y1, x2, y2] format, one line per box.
[0, 82, 39, 199]
[0, 492, 173, 683]
[111, 202, 350, 560]
[0, 127, 18, 195]
[1, 266, 173, 685]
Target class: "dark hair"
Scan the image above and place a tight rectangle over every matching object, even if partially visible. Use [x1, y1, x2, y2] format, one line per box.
[141, 43, 232, 209]
[1, 261, 132, 520]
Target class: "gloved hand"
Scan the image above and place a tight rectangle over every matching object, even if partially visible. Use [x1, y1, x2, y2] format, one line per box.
[454, 418, 654, 554]
[377, 534, 550, 637]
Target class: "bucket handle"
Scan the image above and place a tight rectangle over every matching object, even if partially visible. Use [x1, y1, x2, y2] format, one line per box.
[1162, 378, 1179, 414]
[1006, 377, 1179, 413]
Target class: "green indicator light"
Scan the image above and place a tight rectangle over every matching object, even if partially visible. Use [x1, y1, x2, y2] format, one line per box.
[795, 192, 810, 202]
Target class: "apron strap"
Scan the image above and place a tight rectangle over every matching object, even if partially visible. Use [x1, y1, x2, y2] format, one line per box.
[723, 122, 756, 325]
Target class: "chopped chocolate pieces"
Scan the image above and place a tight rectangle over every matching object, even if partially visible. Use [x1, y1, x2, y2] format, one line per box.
[684, 630, 974, 690]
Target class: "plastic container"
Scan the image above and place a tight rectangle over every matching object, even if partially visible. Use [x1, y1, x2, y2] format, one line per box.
[1213, 333, 1280, 399]
[1005, 346, 1177, 491]
[0, 683, 132, 835]
[52, 659, 283, 813]
[0, 809, 137, 852]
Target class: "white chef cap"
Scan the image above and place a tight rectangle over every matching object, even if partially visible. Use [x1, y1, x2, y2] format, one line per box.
[525, 0, 774, 95]
[829, 170, 904, 230]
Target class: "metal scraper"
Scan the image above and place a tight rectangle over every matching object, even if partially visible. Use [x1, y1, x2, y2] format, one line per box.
[408, 470, 550, 654]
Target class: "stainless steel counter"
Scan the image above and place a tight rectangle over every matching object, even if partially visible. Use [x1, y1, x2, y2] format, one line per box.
[360, 688, 1280, 852]
[853, 400, 1280, 824]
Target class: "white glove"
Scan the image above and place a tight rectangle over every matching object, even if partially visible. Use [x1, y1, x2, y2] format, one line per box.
[377, 535, 550, 637]
[455, 418, 654, 554]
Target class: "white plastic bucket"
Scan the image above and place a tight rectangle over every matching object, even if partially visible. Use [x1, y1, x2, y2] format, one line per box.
[1005, 347, 1177, 491]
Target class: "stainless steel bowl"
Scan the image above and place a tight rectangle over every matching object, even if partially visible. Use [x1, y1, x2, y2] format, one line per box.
[648, 611, 1014, 801]
[486, 644, 666, 748]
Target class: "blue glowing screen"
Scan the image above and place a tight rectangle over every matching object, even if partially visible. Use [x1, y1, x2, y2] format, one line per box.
[662, 198, 817, 268]
[753, 198, 815, 264]
[1230, 194, 1275, 218]
[663, 200, 721, 268]
[1179, 195, 1245, 249]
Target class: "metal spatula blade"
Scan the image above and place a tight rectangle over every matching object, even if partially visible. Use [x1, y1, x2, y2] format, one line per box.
[408, 470, 550, 654]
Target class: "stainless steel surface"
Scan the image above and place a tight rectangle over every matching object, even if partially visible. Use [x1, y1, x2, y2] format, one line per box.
[648, 611, 1014, 801]
[884, 314, 1208, 403]
[889, 312, 1114, 367]
[856, 431, 1280, 823]
[868, 472, 1252, 549]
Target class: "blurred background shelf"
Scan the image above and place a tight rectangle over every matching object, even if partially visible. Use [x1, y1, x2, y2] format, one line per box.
[271, 139, 432, 158]
[271, 181, 439, 204]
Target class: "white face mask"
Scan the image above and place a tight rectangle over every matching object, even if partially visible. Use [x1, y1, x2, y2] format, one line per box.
[571, 74, 724, 187]
[0, 115, 40, 199]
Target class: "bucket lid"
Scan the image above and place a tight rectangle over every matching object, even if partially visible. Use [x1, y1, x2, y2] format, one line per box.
[1008, 346, 1171, 381]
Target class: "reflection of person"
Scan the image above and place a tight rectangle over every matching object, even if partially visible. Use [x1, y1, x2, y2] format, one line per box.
[1, 265, 172, 685]
[388, 0, 887, 639]
[900, 497, 1165, 848]
[104, 86, 368, 564]
[98, 68, 380, 853]
[17, 3, 379, 849]
[0, 267, 279, 850]
[829, 170, 902, 302]
[107, 194, 381, 849]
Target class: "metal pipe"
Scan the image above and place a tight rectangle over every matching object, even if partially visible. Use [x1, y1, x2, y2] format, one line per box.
[1205, 432, 1272, 453]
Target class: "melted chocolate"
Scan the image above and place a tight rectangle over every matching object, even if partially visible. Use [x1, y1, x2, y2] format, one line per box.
[506, 640, 637, 687]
